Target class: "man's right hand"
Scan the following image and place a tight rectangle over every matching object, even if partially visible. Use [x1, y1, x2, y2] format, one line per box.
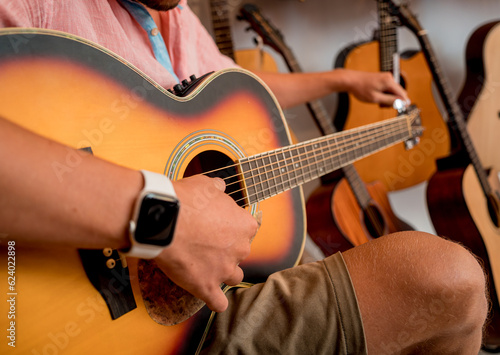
[154, 175, 259, 312]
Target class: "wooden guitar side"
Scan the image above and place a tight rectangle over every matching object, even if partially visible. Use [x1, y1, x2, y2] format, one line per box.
[335, 41, 450, 191]
[458, 21, 500, 171]
[427, 167, 500, 345]
[307, 178, 412, 254]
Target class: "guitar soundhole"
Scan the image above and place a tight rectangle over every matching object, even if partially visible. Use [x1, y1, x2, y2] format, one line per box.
[183, 150, 245, 207]
[363, 204, 386, 239]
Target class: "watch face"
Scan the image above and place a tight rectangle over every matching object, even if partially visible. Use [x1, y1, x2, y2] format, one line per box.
[134, 193, 179, 246]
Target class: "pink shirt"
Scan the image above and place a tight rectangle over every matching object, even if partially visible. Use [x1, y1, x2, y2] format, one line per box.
[0, 0, 237, 89]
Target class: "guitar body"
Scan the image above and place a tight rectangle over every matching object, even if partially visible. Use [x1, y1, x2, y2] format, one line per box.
[334, 40, 450, 191]
[427, 166, 500, 345]
[307, 177, 413, 255]
[458, 21, 500, 171]
[0, 29, 304, 354]
[234, 48, 279, 73]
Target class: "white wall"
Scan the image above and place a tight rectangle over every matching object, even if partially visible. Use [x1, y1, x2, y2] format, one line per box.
[189, 0, 500, 234]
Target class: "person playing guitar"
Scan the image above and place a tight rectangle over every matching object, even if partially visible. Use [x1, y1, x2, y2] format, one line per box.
[0, 1, 488, 354]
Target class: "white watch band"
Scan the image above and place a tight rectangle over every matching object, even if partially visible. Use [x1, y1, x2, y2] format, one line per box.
[125, 170, 177, 259]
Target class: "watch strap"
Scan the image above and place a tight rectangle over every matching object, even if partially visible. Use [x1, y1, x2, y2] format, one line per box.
[125, 170, 177, 259]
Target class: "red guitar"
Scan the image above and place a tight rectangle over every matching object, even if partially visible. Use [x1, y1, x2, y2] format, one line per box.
[0, 28, 422, 354]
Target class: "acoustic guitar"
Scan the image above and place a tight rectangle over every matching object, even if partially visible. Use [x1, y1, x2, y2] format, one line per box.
[457, 20, 500, 171]
[387, 3, 500, 348]
[0, 28, 422, 354]
[238, 3, 414, 255]
[333, 0, 450, 191]
[209, 0, 278, 72]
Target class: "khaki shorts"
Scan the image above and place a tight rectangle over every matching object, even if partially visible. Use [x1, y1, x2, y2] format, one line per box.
[200, 252, 367, 354]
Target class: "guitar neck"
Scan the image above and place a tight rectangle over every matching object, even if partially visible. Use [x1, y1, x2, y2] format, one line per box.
[239, 113, 418, 205]
[210, 0, 235, 60]
[416, 30, 492, 196]
[378, 0, 398, 73]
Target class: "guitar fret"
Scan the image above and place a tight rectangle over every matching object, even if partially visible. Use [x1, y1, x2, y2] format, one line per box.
[284, 148, 297, 188]
[290, 146, 305, 186]
[298, 143, 313, 182]
[239, 158, 256, 205]
[280, 148, 292, 191]
[255, 154, 269, 200]
[262, 152, 278, 198]
[269, 151, 284, 195]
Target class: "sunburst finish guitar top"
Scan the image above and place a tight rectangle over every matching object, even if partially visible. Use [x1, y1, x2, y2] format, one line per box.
[0, 28, 303, 355]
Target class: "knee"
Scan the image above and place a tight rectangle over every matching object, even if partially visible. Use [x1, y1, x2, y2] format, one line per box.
[385, 231, 488, 330]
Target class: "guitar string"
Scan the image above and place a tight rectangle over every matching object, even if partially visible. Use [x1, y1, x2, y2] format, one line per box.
[198, 115, 415, 203]
[228, 120, 408, 189]
[223, 114, 415, 189]
[230, 122, 412, 207]
[199, 111, 417, 181]
[202, 117, 406, 190]
[198, 115, 416, 206]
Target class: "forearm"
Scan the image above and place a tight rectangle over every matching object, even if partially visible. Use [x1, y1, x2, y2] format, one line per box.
[254, 68, 408, 109]
[253, 69, 353, 109]
[0, 117, 142, 249]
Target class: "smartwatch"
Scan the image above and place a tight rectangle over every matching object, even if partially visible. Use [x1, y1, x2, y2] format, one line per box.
[124, 170, 180, 259]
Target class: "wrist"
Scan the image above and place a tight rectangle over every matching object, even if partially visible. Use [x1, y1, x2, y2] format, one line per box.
[331, 68, 354, 93]
[122, 170, 180, 259]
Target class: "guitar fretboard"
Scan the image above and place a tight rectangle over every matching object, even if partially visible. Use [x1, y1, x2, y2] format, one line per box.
[378, 0, 398, 73]
[239, 115, 416, 205]
[210, 0, 235, 60]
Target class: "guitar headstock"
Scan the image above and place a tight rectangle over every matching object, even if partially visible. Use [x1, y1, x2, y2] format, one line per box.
[385, 0, 423, 35]
[238, 3, 290, 57]
[402, 104, 424, 150]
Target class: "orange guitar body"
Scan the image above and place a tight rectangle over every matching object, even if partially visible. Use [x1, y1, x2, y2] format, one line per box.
[0, 29, 304, 354]
[307, 177, 412, 254]
[335, 41, 450, 191]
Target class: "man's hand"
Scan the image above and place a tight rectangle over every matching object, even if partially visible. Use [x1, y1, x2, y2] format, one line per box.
[342, 69, 410, 107]
[154, 175, 259, 313]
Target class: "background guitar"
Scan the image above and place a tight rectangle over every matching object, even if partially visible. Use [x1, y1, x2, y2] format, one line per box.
[239, 3, 414, 256]
[209, 0, 278, 72]
[457, 20, 500, 172]
[332, 0, 450, 191]
[0, 29, 422, 354]
[387, 3, 500, 348]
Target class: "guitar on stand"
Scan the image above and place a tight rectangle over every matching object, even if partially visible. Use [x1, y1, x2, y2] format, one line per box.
[238, 3, 414, 255]
[333, 0, 450, 191]
[209, 0, 278, 72]
[457, 20, 500, 172]
[386, 2, 500, 349]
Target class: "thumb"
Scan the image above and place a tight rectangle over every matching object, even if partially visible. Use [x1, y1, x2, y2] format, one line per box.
[204, 286, 229, 313]
[212, 177, 226, 192]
